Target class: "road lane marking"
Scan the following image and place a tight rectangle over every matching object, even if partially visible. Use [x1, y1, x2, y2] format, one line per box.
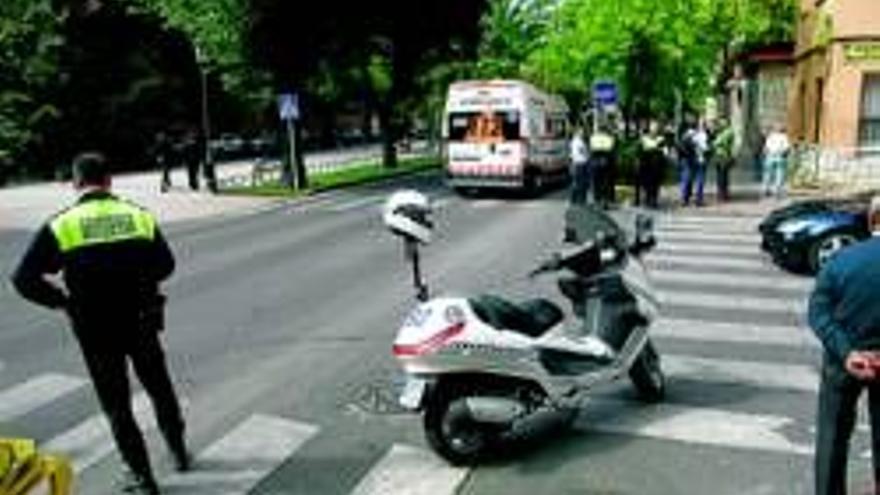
[350, 443, 469, 495]
[653, 242, 762, 257]
[664, 355, 818, 392]
[656, 231, 761, 244]
[657, 214, 762, 225]
[660, 289, 805, 314]
[647, 254, 776, 273]
[44, 392, 158, 473]
[650, 270, 812, 292]
[575, 398, 813, 455]
[652, 319, 818, 349]
[0, 373, 88, 422]
[161, 414, 318, 494]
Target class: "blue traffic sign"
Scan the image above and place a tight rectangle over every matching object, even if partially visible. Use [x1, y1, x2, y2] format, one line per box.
[277, 93, 299, 121]
[592, 81, 618, 107]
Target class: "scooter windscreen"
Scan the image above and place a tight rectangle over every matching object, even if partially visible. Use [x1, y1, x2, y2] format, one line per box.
[563, 204, 628, 252]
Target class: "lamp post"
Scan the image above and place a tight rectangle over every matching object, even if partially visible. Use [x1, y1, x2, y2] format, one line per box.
[195, 45, 217, 193]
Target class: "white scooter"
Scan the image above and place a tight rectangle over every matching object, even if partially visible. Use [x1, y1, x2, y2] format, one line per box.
[383, 191, 665, 465]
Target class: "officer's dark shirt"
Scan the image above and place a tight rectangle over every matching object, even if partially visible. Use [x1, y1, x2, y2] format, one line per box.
[808, 236, 880, 362]
[11, 191, 175, 321]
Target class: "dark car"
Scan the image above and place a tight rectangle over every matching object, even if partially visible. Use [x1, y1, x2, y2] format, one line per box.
[759, 196, 871, 274]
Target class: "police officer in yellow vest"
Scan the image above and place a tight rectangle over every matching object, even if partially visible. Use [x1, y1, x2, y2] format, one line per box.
[636, 122, 668, 209]
[588, 129, 617, 206]
[12, 153, 189, 494]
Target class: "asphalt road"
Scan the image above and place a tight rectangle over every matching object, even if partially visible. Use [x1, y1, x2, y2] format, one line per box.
[0, 173, 873, 494]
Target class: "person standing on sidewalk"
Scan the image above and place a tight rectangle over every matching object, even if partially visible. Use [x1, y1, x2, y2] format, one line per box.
[569, 127, 591, 205]
[712, 119, 735, 202]
[636, 121, 667, 209]
[589, 126, 617, 207]
[11, 152, 191, 494]
[678, 121, 709, 207]
[153, 131, 174, 193]
[808, 196, 880, 495]
[182, 129, 200, 191]
[762, 124, 790, 198]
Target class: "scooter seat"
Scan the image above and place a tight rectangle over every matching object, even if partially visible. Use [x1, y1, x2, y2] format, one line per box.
[469, 295, 564, 338]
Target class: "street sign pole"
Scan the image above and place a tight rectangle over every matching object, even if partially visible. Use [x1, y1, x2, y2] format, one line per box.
[286, 117, 298, 190]
[278, 92, 300, 190]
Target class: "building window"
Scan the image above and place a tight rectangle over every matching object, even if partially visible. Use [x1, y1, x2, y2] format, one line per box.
[859, 74, 880, 148]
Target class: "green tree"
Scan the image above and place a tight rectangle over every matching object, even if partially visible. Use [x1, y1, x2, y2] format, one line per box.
[517, 0, 797, 123]
[128, 0, 270, 103]
[0, 0, 64, 182]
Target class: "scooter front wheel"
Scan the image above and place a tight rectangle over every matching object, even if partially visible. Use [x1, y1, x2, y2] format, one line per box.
[423, 384, 502, 466]
[629, 340, 665, 402]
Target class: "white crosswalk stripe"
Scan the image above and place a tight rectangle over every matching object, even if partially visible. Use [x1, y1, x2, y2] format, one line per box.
[575, 399, 814, 456]
[162, 414, 318, 494]
[350, 443, 468, 495]
[654, 242, 762, 256]
[663, 355, 818, 392]
[0, 373, 88, 422]
[653, 318, 818, 348]
[43, 392, 158, 474]
[651, 270, 813, 292]
[656, 214, 761, 227]
[648, 253, 773, 271]
[657, 231, 761, 244]
[662, 289, 805, 313]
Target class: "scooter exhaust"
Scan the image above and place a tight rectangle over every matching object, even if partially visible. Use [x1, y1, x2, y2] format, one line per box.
[464, 397, 527, 424]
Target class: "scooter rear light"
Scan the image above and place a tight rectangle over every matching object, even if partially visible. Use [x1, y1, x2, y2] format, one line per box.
[392, 322, 466, 357]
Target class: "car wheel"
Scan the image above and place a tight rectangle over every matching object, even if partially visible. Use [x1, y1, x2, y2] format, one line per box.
[809, 230, 860, 273]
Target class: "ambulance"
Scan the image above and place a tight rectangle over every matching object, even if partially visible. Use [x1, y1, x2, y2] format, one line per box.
[443, 80, 570, 192]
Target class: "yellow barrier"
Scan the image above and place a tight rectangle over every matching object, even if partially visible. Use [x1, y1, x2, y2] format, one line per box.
[0, 439, 72, 495]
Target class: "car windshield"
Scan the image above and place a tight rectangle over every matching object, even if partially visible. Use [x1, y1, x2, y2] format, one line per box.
[448, 111, 521, 142]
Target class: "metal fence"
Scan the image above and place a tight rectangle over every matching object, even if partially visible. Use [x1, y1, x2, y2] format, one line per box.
[216, 142, 437, 189]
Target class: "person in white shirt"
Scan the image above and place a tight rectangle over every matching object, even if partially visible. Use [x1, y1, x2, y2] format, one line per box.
[763, 125, 791, 198]
[569, 128, 591, 205]
[679, 121, 709, 206]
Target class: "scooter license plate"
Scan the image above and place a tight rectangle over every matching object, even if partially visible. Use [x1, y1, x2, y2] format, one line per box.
[399, 377, 428, 410]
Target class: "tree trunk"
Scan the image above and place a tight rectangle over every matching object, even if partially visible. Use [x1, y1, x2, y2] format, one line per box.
[294, 120, 308, 189]
[378, 101, 397, 169]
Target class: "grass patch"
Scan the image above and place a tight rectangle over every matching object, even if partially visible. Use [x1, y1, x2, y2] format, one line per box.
[222, 156, 441, 197]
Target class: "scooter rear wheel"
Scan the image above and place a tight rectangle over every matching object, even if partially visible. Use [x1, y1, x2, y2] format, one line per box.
[629, 340, 665, 402]
[423, 384, 502, 466]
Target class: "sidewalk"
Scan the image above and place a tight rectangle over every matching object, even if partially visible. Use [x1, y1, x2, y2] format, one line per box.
[0, 144, 425, 232]
[0, 167, 277, 233]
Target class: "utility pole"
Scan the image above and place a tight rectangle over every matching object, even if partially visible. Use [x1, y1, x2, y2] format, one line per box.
[196, 45, 217, 193]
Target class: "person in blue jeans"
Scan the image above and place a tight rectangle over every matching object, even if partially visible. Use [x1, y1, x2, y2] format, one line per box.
[762, 125, 791, 198]
[809, 196, 880, 495]
[678, 123, 708, 206]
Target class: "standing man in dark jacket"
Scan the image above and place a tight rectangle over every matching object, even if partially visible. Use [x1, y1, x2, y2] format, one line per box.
[636, 121, 667, 209]
[11, 153, 190, 494]
[589, 127, 617, 207]
[808, 196, 880, 495]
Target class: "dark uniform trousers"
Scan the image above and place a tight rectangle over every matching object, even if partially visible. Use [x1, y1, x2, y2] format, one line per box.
[816, 354, 880, 495]
[73, 313, 185, 478]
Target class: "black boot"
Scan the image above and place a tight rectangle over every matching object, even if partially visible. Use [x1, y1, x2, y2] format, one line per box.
[163, 431, 192, 472]
[121, 469, 160, 494]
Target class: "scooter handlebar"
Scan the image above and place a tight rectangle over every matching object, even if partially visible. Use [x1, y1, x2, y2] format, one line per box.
[528, 254, 562, 278]
[530, 241, 619, 279]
